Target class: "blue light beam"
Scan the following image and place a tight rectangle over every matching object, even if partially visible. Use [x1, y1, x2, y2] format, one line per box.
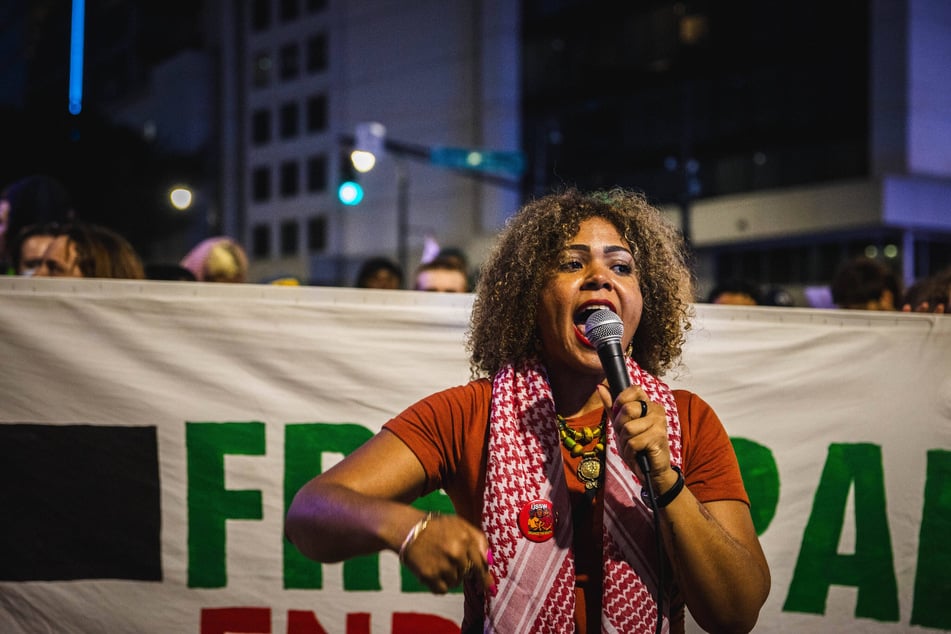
[68, 0, 85, 115]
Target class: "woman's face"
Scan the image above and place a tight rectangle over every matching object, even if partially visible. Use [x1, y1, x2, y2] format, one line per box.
[536, 217, 643, 377]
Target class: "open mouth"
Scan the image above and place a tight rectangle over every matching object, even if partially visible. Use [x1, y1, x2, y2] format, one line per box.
[572, 302, 615, 344]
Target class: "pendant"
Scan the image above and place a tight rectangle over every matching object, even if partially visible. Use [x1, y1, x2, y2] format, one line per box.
[577, 453, 602, 489]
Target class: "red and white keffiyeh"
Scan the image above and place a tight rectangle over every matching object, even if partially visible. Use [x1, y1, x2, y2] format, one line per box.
[480, 357, 682, 633]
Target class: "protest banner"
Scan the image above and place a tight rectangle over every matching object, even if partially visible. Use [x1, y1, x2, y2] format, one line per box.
[1, 277, 948, 633]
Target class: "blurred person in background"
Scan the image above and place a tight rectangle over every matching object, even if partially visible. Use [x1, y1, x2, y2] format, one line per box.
[902, 266, 950, 314]
[414, 256, 469, 293]
[436, 245, 476, 289]
[180, 236, 249, 283]
[355, 256, 403, 290]
[760, 285, 796, 307]
[10, 222, 58, 275]
[32, 221, 144, 279]
[0, 174, 75, 274]
[830, 257, 901, 311]
[706, 278, 761, 306]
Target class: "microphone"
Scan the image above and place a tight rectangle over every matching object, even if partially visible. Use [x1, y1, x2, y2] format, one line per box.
[584, 308, 629, 399]
[584, 308, 651, 475]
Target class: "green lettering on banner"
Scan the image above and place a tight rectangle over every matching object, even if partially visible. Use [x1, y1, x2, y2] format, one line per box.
[783, 443, 898, 621]
[283, 423, 462, 594]
[283, 423, 374, 590]
[186, 422, 265, 588]
[911, 449, 951, 629]
[731, 437, 779, 535]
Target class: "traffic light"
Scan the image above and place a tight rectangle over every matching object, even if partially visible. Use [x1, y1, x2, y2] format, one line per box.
[337, 152, 364, 205]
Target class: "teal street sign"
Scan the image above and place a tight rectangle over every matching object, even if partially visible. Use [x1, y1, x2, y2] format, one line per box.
[429, 146, 525, 177]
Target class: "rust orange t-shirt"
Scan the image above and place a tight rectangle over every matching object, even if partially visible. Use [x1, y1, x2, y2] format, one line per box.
[383, 378, 749, 633]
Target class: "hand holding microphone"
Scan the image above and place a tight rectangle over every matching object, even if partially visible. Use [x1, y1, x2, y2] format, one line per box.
[584, 308, 653, 476]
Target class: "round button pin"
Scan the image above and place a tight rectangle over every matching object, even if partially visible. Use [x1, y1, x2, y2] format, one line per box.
[518, 499, 556, 542]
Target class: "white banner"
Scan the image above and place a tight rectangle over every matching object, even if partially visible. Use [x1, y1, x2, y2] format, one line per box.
[0, 277, 949, 633]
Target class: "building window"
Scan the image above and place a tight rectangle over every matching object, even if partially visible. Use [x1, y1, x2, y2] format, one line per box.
[306, 0, 328, 13]
[306, 33, 328, 74]
[252, 223, 271, 258]
[252, 51, 272, 88]
[306, 154, 327, 192]
[280, 160, 299, 197]
[279, 43, 300, 81]
[251, 0, 271, 31]
[280, 220, 299, 256]
[279, 102, 299, 139]
[306, 94, 327, 133]
[252, 108, 271, 145]
[252, 166, 271, 201]
[279, 0, 300, 22]
[308, 216, 327, 252]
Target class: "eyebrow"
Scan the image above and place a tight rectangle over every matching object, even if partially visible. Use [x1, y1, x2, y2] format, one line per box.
[565, 244, 633, 256]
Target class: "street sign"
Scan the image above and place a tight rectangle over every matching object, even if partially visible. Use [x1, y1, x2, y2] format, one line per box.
[429, 146, 525, 177]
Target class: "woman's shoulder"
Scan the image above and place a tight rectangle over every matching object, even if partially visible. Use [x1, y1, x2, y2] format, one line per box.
[424, 378, 491, 406]
[670, 388, 728, 446]
[396, 378, 492, 422]
[671, 388, 748, 504]
[671, 388, 715, 418]
[384, 378, 491, 495]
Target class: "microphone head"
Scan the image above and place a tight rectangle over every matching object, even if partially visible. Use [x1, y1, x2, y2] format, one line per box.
[584, 308, 624, 349]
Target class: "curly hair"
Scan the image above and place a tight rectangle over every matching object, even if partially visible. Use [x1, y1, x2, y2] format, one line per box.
[467, 188, 693, 378]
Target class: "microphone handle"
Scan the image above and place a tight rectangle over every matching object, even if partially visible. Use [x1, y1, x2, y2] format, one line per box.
[596, 341, 630, 399]
[596, 342, 652, 476]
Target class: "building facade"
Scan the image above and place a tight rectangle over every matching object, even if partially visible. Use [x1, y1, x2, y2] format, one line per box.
[5, 0, 949, 299]
[209, 0, 521, 286]
[520, 0, 951, 303]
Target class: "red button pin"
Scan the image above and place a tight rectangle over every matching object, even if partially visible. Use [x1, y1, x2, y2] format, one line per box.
[518, 499, 556, 542]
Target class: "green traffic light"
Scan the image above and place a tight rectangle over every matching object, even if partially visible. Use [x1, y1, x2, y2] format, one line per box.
[338, 181, 364, 205]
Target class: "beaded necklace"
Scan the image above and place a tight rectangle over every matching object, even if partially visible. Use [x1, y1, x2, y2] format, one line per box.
[556, 410, 607, 491]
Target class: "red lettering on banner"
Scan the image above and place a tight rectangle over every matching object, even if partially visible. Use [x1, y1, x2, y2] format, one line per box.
[347, 613, 370, 633]
[203, 608, 459, 633]
[287, 610, 330, 634]
[201, 607, 271, 633]
[286, 611, 370, 633]
[393, 612, 460, 633]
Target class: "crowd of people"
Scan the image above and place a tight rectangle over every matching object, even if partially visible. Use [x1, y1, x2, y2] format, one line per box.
[3, 173, 948, 312]
[0, 173, 474, 293]
[0, 174, 252, 284]
[709, 258, 948, 314]
[354, 249, 472, 293]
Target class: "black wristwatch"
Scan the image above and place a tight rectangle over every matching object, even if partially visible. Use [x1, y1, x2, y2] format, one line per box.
[654, 465, 684, 508]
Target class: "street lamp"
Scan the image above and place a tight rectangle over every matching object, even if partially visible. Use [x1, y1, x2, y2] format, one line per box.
[340, 122, 525, 278]
[351, 122, 386, 173]
[169, 186, 194, 211]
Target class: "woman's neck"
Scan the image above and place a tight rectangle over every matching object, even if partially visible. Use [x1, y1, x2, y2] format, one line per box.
[548, 371, 605, 419]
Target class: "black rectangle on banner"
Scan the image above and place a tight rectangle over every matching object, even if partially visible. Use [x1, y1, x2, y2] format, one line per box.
[0, 424, 162, 581]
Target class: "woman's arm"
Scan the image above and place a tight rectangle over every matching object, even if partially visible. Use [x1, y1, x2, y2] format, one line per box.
[284, 429, 427, 561]
[284, 429, 493, 594]
[658, 484, 770, 633]
[603, 385, 770, 633]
